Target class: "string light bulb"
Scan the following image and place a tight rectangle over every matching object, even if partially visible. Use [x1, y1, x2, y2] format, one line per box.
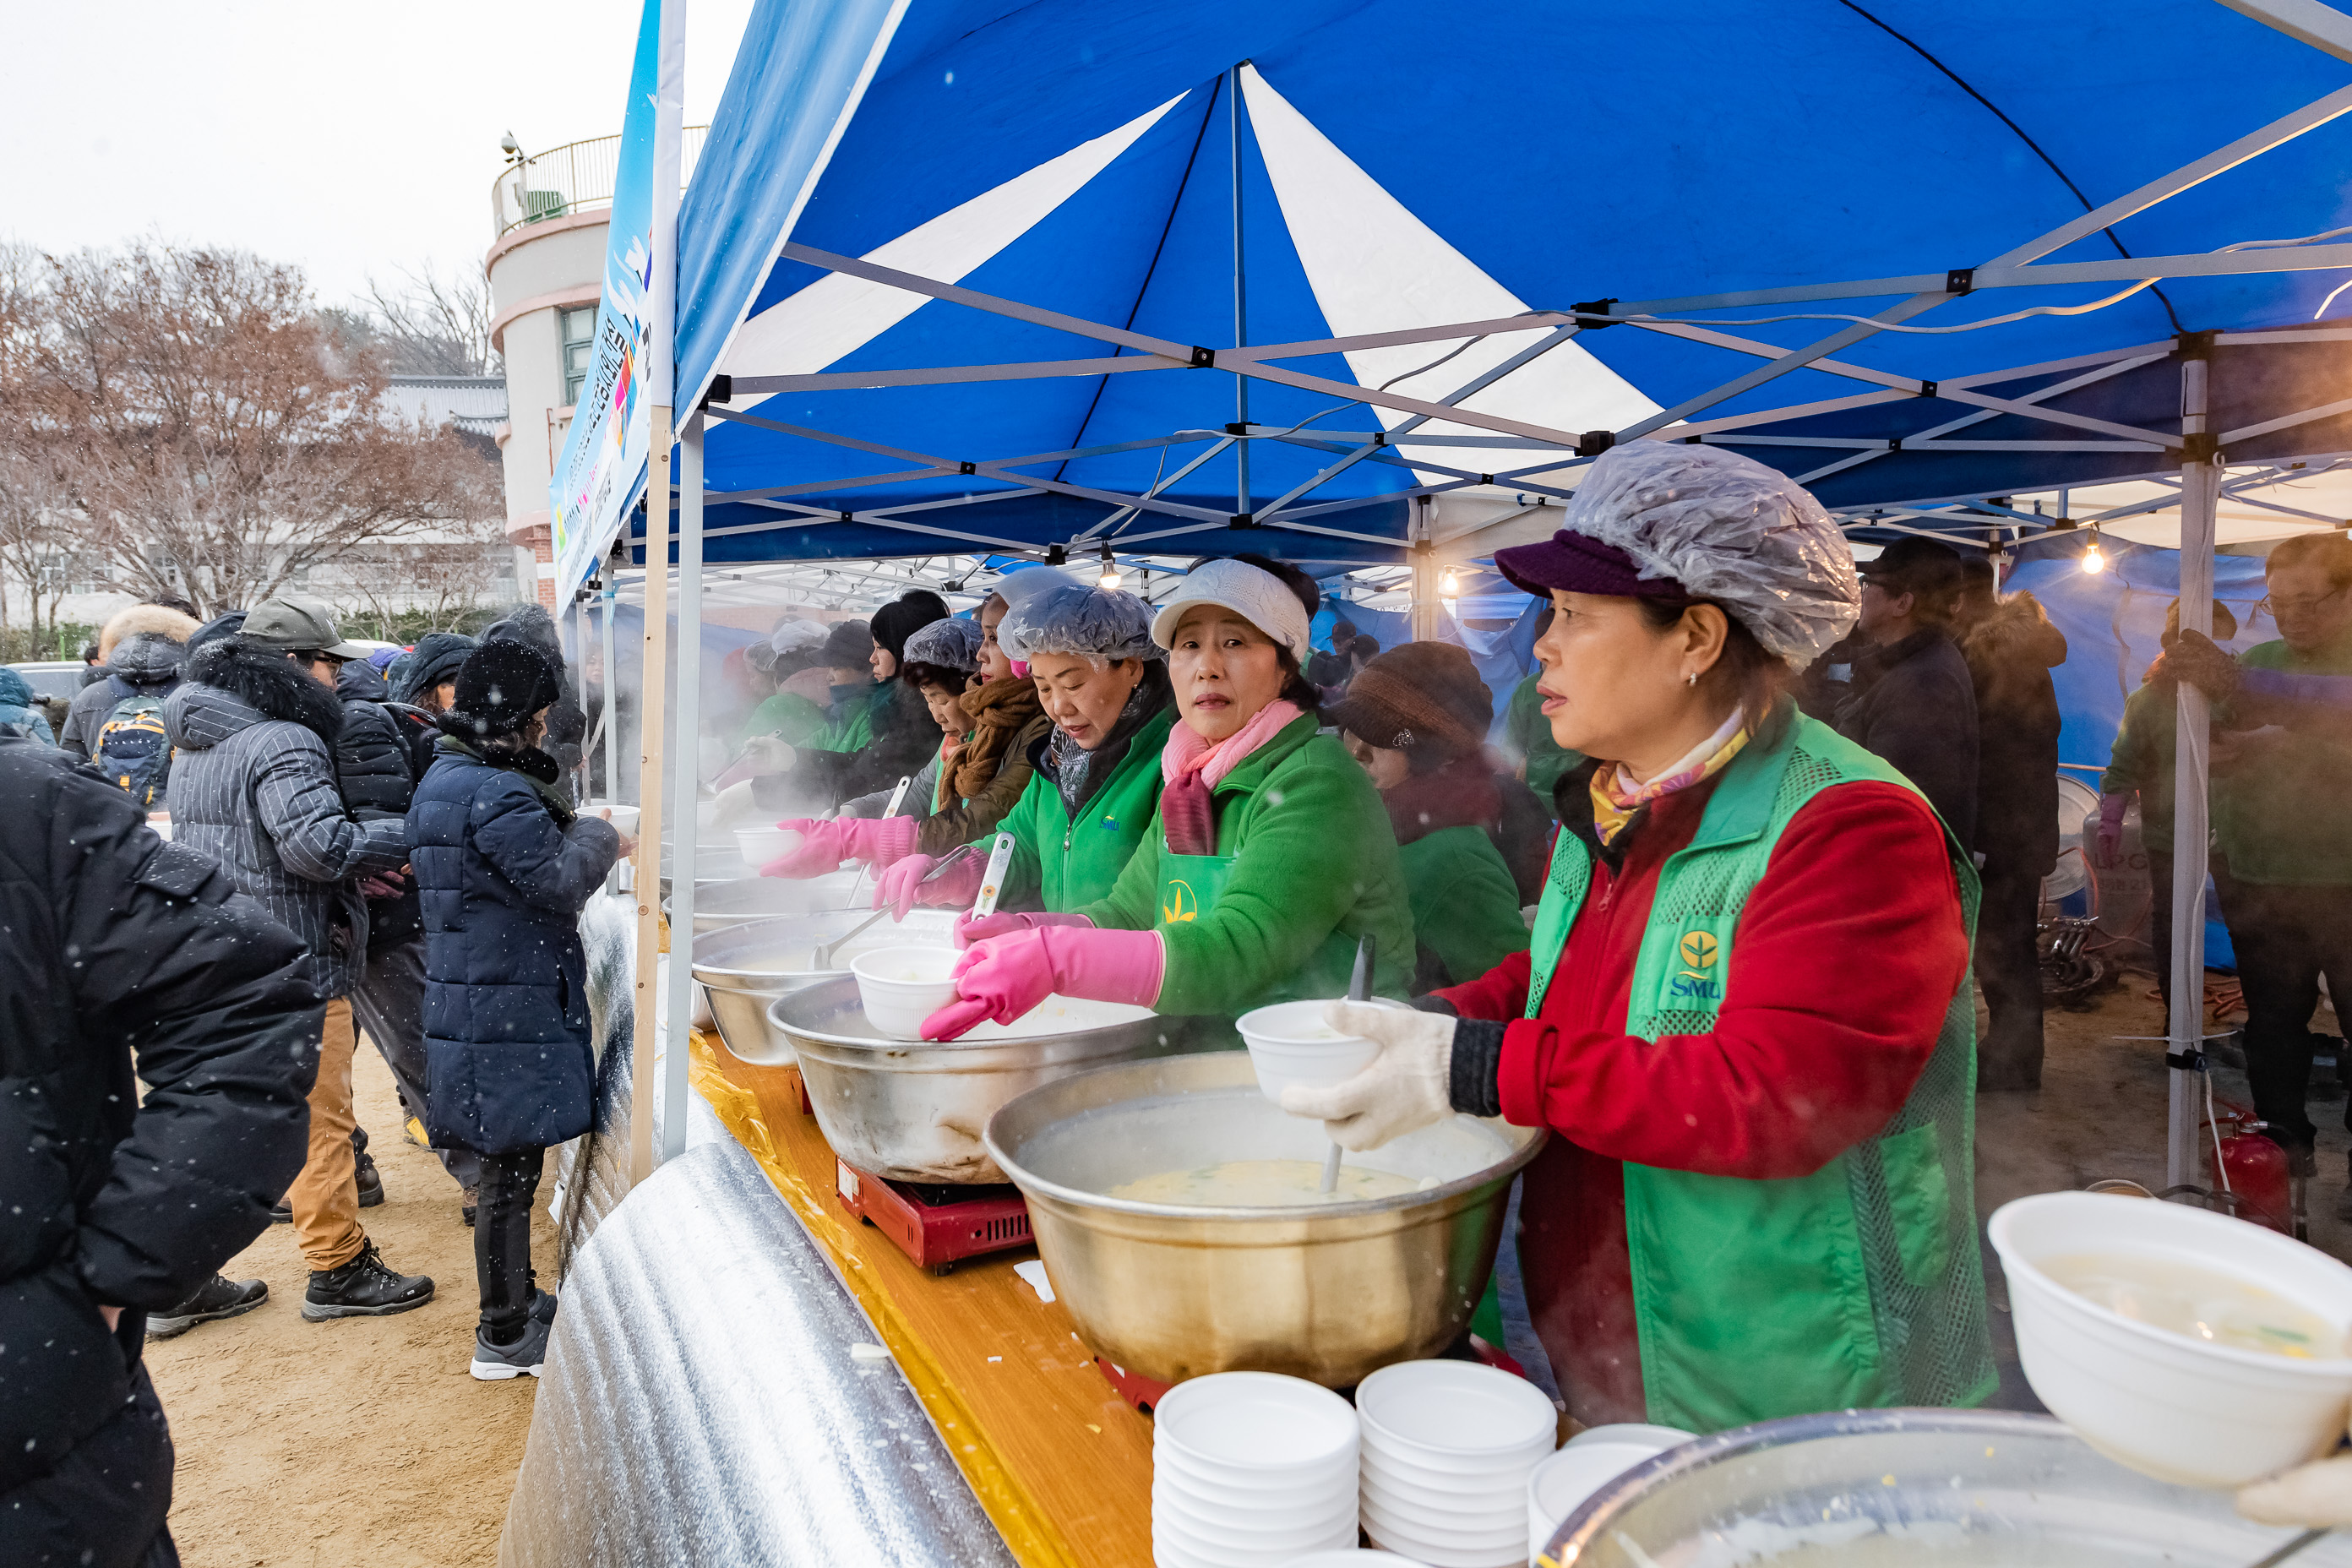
[1440, 568, 1461, 596]
[2081, 526, 2107, 574]
[1097, 545, 1122, 591]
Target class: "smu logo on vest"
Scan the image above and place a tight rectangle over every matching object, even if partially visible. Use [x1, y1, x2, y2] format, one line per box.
[1665, 927, 1723, 1003]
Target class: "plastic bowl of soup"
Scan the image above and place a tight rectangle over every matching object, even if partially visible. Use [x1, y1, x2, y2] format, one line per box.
[1989, 1190, 2352, 1487]
[849, 946, 961, 1040]
[1236, 1000, 1382, 1107]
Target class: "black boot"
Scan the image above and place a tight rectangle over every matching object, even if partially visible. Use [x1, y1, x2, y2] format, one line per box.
[301, 1240, 434, 1321]
[147, 1274, 268, 1340]
[355, 1149, 384, 1208]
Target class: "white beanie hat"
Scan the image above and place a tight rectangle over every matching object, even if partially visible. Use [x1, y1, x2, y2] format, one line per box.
[1149, 558, 1313, 655]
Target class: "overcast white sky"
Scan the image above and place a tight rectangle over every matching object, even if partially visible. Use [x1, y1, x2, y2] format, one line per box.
[3, 0, 754, 308]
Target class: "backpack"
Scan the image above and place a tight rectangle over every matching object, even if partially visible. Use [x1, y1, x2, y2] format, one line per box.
[95, 690, 172, 806]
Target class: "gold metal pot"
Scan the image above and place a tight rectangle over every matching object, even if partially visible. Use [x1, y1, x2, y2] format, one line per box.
[985, 1052, 1544, 1389]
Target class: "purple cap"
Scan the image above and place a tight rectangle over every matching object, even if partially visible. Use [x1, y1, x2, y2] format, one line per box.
[1492, 528, 1690, 602]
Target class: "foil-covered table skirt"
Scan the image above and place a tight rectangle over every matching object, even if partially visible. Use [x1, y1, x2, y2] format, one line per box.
[500, 1130, 1018, 1567]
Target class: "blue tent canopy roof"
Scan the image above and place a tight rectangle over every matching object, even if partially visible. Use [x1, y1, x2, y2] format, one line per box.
[629, 0, 2352, 569]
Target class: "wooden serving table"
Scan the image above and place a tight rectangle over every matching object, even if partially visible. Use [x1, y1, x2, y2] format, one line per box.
[687, 1029, 1158, 1568]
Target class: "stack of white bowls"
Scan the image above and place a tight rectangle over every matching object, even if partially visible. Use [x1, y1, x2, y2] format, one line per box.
[1354, 1361, 1558, 1567]
[1153, 1371, 1361, 1567]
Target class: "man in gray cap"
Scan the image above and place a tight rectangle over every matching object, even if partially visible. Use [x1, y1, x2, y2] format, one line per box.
[165, 596, 437, 1322]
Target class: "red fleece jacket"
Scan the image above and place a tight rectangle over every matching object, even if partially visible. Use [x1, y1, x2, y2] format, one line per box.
[1437, 776, 1968, 1426]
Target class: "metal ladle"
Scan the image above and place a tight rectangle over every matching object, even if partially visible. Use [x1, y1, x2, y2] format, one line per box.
[811, 843, 977, 972]
[1318, 935, 1375, 1195]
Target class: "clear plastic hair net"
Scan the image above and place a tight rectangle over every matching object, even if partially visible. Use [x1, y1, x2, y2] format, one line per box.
[770, 618, 830, 656]
[1565, 440, 1858, 665]
[1000, 583, 1163, 663]
[901, 615, 983, 672]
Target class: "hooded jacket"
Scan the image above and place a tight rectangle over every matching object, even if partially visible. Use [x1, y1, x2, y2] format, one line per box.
[0, 667, 55, 743]
[0, 741, 316, 1563]
[390, 631, 476, 707]
[335, 659, 424, 946]
[163, 639, 410, 999]
[407, 738, 622, 1154]
[57, 632, 187, 760]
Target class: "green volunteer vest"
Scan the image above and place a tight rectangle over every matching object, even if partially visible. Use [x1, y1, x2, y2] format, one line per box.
[994, 706, 1178, 913]
[1523, 708, 1995, 1433]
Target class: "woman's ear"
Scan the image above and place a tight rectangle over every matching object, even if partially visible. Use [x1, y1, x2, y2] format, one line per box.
[1683, 603, 1732, 673]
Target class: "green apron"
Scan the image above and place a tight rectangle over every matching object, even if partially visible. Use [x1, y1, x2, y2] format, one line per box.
[1157, 850, 1233, 928]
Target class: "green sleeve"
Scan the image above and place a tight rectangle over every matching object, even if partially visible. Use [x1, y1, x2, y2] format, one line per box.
[2100, 687, 2153, 796]
[1409, 830, 1531, 986]
[986, 771, 1051, 912]
[1152, 752, 1405, 1016]
[738, 692, 825, 746]
[1076, 806, 1166, 934]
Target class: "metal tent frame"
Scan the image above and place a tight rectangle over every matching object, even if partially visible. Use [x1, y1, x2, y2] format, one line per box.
[638, 0, 2352, 1190]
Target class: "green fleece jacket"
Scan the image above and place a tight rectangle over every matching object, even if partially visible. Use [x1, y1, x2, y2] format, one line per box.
[1078, 715, 1416, 1016]
[1400, 825, 1529, 988]
[994, 705, 1178, 912]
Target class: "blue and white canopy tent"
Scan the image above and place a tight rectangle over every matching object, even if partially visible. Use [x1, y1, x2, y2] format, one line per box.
[603, 0, 2352, 1183]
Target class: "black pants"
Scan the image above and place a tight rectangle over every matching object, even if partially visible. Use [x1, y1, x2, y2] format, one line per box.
[476, 1146, 546, 1341]
[1975, 858, 2047, 1090]
[351, 937, 481, 1191]
[2221, 879, 2352, 1152]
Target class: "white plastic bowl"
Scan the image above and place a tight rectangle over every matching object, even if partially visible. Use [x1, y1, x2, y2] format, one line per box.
[1361, 1494, 1523, 1549]
[1524, 1441, 1669, 1563]
[736, 823, 805, 866]
[1358, 1450, 1529, 1516]
[1989, 1190, 2352, 1487]
[581, 799, 640, 837]
[1565, 1423, 1690, 1451]
[848, 946, 961, 1040]
[1156, 1466, 1358, 1522]
[1156, 1371, 1361, 1473]
[1280, 1554, 1428, 1567]
[1153, 1495, 1359, 1554]
[1155, 1436, 1358, 1498]
[1363, 1507, 1524, 1568]
[1356, 1361, 1558, 1462]
[1237, 999, 1380, 1107]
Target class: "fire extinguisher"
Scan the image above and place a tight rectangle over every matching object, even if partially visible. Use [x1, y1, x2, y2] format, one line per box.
[2205, 1099, 2298, 1237]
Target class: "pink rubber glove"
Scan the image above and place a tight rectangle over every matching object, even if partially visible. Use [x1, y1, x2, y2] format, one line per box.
[759, 814, 919, 879]
[760, 819, 842, 879]
[922, 925, 1164, 1039]
[2095, 792, 2129, 868]
[872, 851, 988, 919]
[954, 909, 1094, 948]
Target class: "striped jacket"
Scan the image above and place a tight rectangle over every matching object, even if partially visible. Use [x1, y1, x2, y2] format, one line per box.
[163, 639, 408, 999]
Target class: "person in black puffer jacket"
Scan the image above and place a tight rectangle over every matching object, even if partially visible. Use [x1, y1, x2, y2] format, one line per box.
[335, 659, 481, 1212]
[0, 738, 318, 1568]
[408, 640, 623, 1378]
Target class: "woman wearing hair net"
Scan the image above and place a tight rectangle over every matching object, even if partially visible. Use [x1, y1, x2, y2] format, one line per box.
[871, 581, 1179, 918]
[1287, 443, 1993, 1435]
[923, 554, 1413, 1040]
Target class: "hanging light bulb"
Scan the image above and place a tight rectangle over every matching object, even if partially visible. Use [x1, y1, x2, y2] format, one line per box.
[1440, 568, 1461, 596]
[2081, 526, 2107, 574]
[1097, 545, 1123, 591]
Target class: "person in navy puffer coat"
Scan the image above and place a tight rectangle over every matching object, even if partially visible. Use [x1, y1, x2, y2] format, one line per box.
[406, 640, 625, 1379]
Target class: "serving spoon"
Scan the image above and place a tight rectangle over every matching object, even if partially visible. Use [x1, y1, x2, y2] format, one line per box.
[1318, 935, 1375, 1195]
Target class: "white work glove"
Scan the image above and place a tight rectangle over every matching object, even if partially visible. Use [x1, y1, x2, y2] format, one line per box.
[2240, 1426, 2352, 1528]
[709, 780, 765, 830]
[1279, 999, 1456, 1152]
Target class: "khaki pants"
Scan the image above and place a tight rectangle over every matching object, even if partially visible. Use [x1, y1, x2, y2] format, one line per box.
[290, 997, 366, 1271]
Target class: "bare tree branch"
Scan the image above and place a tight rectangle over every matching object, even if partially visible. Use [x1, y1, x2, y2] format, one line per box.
[358, 261, 500, 377]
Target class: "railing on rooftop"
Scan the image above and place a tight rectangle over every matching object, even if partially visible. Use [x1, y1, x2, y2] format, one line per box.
[490, 128, 709, 242]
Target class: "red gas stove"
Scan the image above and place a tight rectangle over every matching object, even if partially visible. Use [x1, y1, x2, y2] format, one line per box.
[830, 1157, 1034, 1275]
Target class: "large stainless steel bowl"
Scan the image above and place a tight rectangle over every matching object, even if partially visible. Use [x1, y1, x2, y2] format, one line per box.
[690, 910, 957, 1064]
[1545, 1407, 2352, 1567]
[770, 977, 1193, 1184]
[666, 870, 871, 934]
[984, 1052, 1544, 1389]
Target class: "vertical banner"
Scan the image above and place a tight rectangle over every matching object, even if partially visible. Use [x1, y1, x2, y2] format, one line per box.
[547, 0, 672, 598]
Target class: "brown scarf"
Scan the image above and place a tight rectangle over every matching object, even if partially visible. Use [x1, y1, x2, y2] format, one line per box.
[947, 675, 1043, 803]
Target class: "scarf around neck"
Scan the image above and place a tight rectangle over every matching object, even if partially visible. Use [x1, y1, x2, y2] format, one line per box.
[947, 674, 1043, 803]
[1587, 706, 1747, 848]
[1157, 699, 1304, 857]
[438, 732, 575, 825]
[1045, 672, 1168, 819]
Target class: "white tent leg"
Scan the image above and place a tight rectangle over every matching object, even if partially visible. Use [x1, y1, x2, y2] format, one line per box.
[630, 416, 672, 1188]
[601, 567, 618, 805]
[2167, 353, 2217, 1190]
[662, 411, 705, 1163]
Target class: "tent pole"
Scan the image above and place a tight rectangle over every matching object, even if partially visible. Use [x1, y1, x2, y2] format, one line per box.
[662, 411, 705, 1163]
[601, 562, 618, 808]
[630, 420, 672, 1187]
[1230, 64, 1250, 518]
[2166, 351, 2217, 1190]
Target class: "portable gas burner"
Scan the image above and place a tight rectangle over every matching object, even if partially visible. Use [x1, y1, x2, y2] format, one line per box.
[831, 1158, 1032, 1275]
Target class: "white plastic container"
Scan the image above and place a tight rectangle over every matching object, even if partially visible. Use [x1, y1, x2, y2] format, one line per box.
[1524, 1440, 1671, 1564]
[848, 946, 961, 1040]
[1989, 1190, 2352, 1487]
[1356, 1360, 1557, 1460]
[1565, 1423, 1690, 1451]
[1237, 999, 1380, 1107]
[580, 799, 640, 837]
[735, 823, 804, 866]
[1154, 1371, 1361, 1567]
[1279, 1554, 1426, 1567]
[1354, 1360, 1558, 1568]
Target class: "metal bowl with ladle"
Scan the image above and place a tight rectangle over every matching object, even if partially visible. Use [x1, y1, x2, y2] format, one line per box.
[983, 1050, 1544, 1390]
[690, 908, 959, 1065]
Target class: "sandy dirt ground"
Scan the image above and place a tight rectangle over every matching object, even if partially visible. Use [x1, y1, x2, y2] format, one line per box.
[145, 1041, 552, 1568]
[138, 953, 2344, 1562]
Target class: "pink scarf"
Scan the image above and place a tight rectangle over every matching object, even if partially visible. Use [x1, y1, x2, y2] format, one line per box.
[1157, 700, 1304, 857]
